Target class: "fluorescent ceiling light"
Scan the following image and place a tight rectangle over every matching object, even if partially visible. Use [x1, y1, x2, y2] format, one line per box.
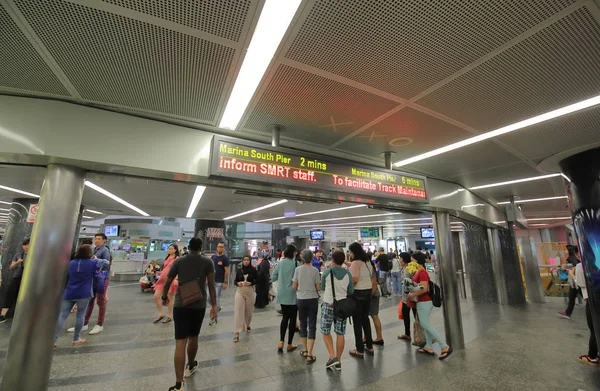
[186, 186, 207, 218]
[529, 224, 549, 227]
[86, 209, 103, 215]
[224, 199, 288, 221]
[82, 216, 93, 219]
[277, 212, 404, 225]
[395, 94, 600, 167]
[0, 208, 9, 212]
[561, 173, 571, 183]
[0, 184, 40, 198]
[527, 217, 571, 221]
[84, 181, 149, 217]
[255, 204, 367, 223]
[298, 218, 432, 228]
[0, 201, 11, 205]
[219, 0, 303, 130]
[497, 195, 568, 205]
[469, 173, 561, 190]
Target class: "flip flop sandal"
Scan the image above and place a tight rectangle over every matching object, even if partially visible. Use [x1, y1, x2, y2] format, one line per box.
[349, 349, 364, 358]
[246, 326, 252, 333]
[161, 317, 172, 324]
[306, 355, 316, 365]
[153, 316, 165, 324]
[233, 336, 239, 343]
[417, 348, 435, 356]
[72, 339, 86, 346]
[439, 347, 453, 360]
[300, 350, 308, 357]
[398, 335, 411, 340]
[287, 344, 298, 352]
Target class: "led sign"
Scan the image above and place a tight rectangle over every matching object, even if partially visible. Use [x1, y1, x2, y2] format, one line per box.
[210, 137, 427, 202]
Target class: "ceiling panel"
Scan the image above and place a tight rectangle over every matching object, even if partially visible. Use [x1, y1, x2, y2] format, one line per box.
[496, 105, 600, 161]
[0, 5, 69, 97]
[404, 141, 521, 179]
[470, 176, 566, 200]
[100, 0, 253, 41]
[517, 199, 569, 215]
[337, 107, 472, 160]
[448, 161, 541, 188]
[241, 64, 399, 145]
[416, 6, 600, 131]
[284, 0, 575, 99]
[15, 0, 236, 123]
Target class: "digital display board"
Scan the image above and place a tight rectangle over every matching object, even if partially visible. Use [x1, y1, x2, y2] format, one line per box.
[310, 230, 324, 240]
[209, 137, 427, 202]
[360, 227, 380, 238]
[420, 227, 435, 238]
[104, 225, 119, 237]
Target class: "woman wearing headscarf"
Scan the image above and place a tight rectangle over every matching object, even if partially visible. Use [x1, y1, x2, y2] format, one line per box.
[348, 242, 377, 358]
[233, 255, 257, 343]
[255, 255, 271, 308]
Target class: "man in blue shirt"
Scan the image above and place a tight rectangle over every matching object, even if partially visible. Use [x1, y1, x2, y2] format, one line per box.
[209, 241, 229, 326]
[312, 250, 324, 271]
[72, 233, 111, 335]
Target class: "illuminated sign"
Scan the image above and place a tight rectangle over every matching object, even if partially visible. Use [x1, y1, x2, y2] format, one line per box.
[360, 227, 380, 238]
[209, 137, 427, 202]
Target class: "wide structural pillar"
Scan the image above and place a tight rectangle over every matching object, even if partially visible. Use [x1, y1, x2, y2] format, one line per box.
[0, 164, 85, 391]
[433, 211, 465, 350]
[560, 147, 600, 356]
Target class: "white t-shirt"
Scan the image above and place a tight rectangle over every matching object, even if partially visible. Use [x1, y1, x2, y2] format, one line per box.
[322, 267, 353, 305]
[350, 260, 374, 290]
[391, 257, 401, 273]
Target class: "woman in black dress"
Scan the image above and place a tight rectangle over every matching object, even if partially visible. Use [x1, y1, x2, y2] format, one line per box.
[254, 256, 271, 308]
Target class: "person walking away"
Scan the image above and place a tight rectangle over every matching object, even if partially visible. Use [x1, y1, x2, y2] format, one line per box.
[571, 260, 598, 365]
[408, 252, 452, 360]
[77, 233, 111, 335]
[272, 244, 299, 353]
[321, 249, 354, 370]
[0, 238, 29, 323]
[376, 248, 391, 297]
[54, 244, 109, 348]
[348, 242, 377, 358]
[557, 245, 581, 319]
[209, 241, 229, 325]
[233, 255, 257, 343]
[397, 252, 418, 341]
[162, 238, 217, 391]
[255, 256, 271, 308]
[390, 252, 403, 296]
[293, 249, 321, 364]
[153, 244, 180, 323]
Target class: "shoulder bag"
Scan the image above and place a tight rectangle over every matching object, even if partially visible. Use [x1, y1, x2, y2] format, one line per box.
[179, 276, 204, 307]
[330, 270, 355, 319]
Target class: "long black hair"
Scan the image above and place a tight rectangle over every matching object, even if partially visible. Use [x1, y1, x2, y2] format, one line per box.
[349, 242, 369, 262]
[165, 243, 180, 259]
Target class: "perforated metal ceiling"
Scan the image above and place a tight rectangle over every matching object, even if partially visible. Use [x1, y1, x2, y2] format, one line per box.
[0, 5, 69, 96]
[101, 0, 252, 41]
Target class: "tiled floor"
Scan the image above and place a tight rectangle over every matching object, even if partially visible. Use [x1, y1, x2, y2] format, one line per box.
[0, 283, 598, 390]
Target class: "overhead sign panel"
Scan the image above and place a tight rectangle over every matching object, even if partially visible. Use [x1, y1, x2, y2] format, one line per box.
[209, 137, 427, 202]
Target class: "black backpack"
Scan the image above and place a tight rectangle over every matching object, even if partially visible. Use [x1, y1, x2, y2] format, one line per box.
[430, 281, 442, 308]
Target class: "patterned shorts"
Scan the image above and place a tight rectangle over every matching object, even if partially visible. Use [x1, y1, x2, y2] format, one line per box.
[320, 302, 347, 335]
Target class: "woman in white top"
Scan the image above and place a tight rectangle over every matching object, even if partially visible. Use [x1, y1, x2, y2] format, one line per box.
[348, 242, 377, 358]
[293, 249, 321, 364]
[390, 252, 402, 296]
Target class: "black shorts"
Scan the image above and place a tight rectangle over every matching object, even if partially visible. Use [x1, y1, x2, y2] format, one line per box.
[173, 307, 206, 340]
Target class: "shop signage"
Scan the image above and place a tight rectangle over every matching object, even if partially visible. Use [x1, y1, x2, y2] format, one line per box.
[128, 229, 150, 237]
[209, 137, 427, 202]
[129, 252, 144, 262]
[158, 231, 174, 237]
[27, 204, 38, 223]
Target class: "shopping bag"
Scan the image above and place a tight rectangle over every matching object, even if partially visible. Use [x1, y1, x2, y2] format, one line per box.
[398, 301, 404, 320]
[413, 319, 426, 347]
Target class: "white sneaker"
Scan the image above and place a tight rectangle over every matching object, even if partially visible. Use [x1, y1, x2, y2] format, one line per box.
[67, 325, 88, 333]
[184, 361, 198, 377]
[88, 325, 104, 335]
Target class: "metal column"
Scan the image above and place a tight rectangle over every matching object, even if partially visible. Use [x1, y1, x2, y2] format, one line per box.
[1, 164, 85, 391]
[433, 211, 465, 350]
[270, 124, 283, 147]
[488, 228, 508, 305]
[518, 236, 545, 303]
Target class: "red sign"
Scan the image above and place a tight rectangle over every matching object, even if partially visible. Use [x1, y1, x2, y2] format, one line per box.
[27, 204, 38, 223]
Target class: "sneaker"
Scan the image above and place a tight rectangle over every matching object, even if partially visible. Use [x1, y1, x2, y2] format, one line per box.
[88, 325, 104, 335]
[557, 311, 571, 320]
[184, 360, 198, 377]
[67, 325, 88, 333]
[334, 362, 342, 371]
[209, 317, 218, 326]
[579, 355, 599, 366]
[325, 357, 340, 369]
[0, 316, 6, 324]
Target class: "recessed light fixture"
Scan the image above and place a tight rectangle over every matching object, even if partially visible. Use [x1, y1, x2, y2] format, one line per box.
[186, 186, 207, 218]
[394, 94, 600, 167]
[0, 201, 11, 205]
[468, 173, 561, 190]
[219, 0, 303, 130]
[527, 217, 571, 221]
[84, 181, 149, 217]
[224, 199, 288, 221]
[82, 216, 93, 219]
[497, 195, 568, 205]
[297, 218, 432, 228]
[86, 209, 103, 215]
[0, 184, 40, 198]
[255, 204, 367, 223]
